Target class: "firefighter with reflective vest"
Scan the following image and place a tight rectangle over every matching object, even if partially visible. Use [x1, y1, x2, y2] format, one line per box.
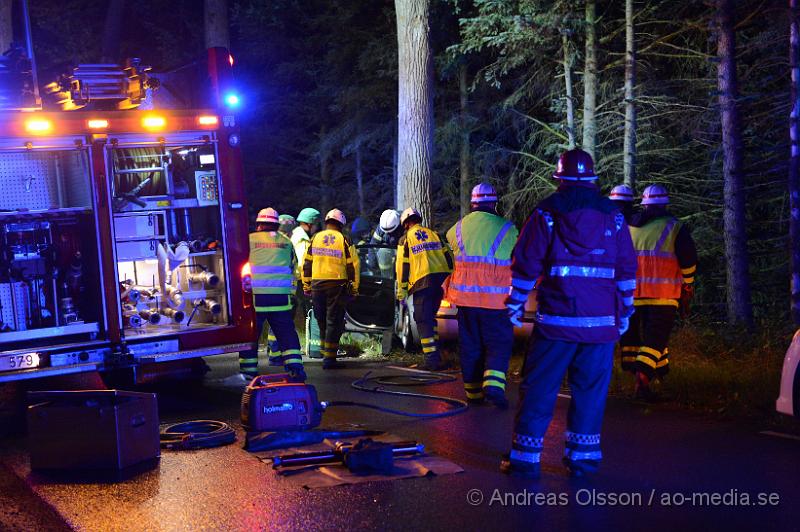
[502, 149, 637, 478]
[234, 208, 305, 384]
[620, 184, 697, 400]
[609, 184, 636, 222]
[396, 208, 454, 371]
[302, 209, 360, 369]
[445, 183, 519, 408]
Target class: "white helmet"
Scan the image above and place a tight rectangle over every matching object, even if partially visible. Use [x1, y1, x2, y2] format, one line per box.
[256, 207, 280, 224]
[641, 184, 669, 205]
[325, 208, 347, 225]
[400, 207, 422, 226]
[609, 184, 635, 202]
[379, 209, 401, 233]
[471, 182, 498, 204]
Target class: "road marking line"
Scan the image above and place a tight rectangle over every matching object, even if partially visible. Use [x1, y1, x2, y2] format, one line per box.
[759, 431, 800, 442]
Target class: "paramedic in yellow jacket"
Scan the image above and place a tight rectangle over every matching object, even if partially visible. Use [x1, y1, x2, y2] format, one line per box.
[396, 208, 454, 371]
[302, 209, 360, 370]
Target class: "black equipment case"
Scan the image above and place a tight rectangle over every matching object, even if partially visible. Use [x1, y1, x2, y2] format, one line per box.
[27, 390, 160, 471]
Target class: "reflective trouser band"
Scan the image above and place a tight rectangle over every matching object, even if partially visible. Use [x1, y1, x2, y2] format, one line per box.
[423, 345, 437, 354]
[564, 449, 602, 461]
[483, 370, 506, 390]
[510, 449, 540, 464]
[565, 432, 601, 445]
[255, 304, 293, 312]
[268, 353, 283, 360]
[421, 337, 435, 345]
[282, 349, 303, 366]
[513, 433, 544, 448]
[239, 357, 258, 375]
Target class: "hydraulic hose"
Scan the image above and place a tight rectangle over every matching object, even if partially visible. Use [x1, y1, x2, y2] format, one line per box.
[160, 420, 236, 450]
[321, 370, 468, 419]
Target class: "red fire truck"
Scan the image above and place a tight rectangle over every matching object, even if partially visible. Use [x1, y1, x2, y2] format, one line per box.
[0, 1, 254, 384]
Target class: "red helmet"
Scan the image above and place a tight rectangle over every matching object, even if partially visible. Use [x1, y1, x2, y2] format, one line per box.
[553, 149, 598, 181]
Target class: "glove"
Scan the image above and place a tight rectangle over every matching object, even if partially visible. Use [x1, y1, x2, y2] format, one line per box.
[679, 284, 694, 319]
[618, 316, 630, 336]
[506, 301, 524, 327]
[397, 290, 407, 302]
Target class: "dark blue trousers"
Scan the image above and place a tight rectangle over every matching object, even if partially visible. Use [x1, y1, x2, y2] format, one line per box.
[240, 295, 303, 377]
[511, 335, 614, 470]
[457, 307, 513, 399]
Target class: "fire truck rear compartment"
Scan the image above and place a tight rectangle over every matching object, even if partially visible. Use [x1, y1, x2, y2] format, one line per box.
[110, 142, 230, 340]
[0, 148, 102, 361]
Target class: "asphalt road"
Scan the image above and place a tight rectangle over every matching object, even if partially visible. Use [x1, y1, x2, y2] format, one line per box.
[1, 354, 799, 531]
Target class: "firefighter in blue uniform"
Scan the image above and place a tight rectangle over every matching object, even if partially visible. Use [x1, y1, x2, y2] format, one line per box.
[502, 149, 638, 478]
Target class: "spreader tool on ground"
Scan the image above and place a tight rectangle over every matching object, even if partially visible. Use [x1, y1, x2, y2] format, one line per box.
[272, 439, 425, 475]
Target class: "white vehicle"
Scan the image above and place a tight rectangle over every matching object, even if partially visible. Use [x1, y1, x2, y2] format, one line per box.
[777, 329, 800, 417]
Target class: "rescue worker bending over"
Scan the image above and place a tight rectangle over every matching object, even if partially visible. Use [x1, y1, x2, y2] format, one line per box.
[302, 209, 360, 369]
[445, 183, 519, 408]
[233, 208, 305, 385]
[609, 184, 637, 222]
[350, 217, 372, 246]
[369, 209, 403, 277]
[291, 207, 321, 323]
[620, 184, 697, 401]
[396, 208, 454, 371]
[503, 149, 637, 478]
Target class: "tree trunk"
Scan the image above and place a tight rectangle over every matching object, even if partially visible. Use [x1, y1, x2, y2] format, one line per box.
[582, 0, 597, 159]
[355, 142, 365, 216]
[562, 31, 576, 149]
[101, 0, 125, 63]
[0, 0, 12, 54]
[717, 0, 753, 326]
[319, 127, 332, 216]
[623, 0, 637, 189]
[459, 63, 471, 217]
[790, 0, 800, 324]
[204, 0, 230, 50]
[395, 0, 434, 225]
[392, 136, 399, 208]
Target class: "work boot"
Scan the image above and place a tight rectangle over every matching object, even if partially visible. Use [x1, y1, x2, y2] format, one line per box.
[322, 358, 346, 370]
[563, 457, 600, 479]
[633, 372, 658, 402]
[285, 364, 307, 382]
[500, 453, 540, 478]
[483, 387, 509, 410]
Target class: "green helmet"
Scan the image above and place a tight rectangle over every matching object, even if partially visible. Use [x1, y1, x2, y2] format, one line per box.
[297, 208, 321, 224]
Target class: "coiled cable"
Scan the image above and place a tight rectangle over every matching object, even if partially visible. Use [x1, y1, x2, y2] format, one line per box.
[160, 420, 236, 450]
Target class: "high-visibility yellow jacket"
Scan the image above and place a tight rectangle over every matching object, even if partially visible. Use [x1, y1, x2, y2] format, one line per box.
[630, 216, 689, 304]
[396, 223, 453, 298]
[249, 230, 296, 312]
[301, 229, 360, 292]
[445, 211, 518, 309]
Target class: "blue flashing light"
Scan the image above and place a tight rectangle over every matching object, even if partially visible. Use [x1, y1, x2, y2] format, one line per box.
[224, 93, 240, 107]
